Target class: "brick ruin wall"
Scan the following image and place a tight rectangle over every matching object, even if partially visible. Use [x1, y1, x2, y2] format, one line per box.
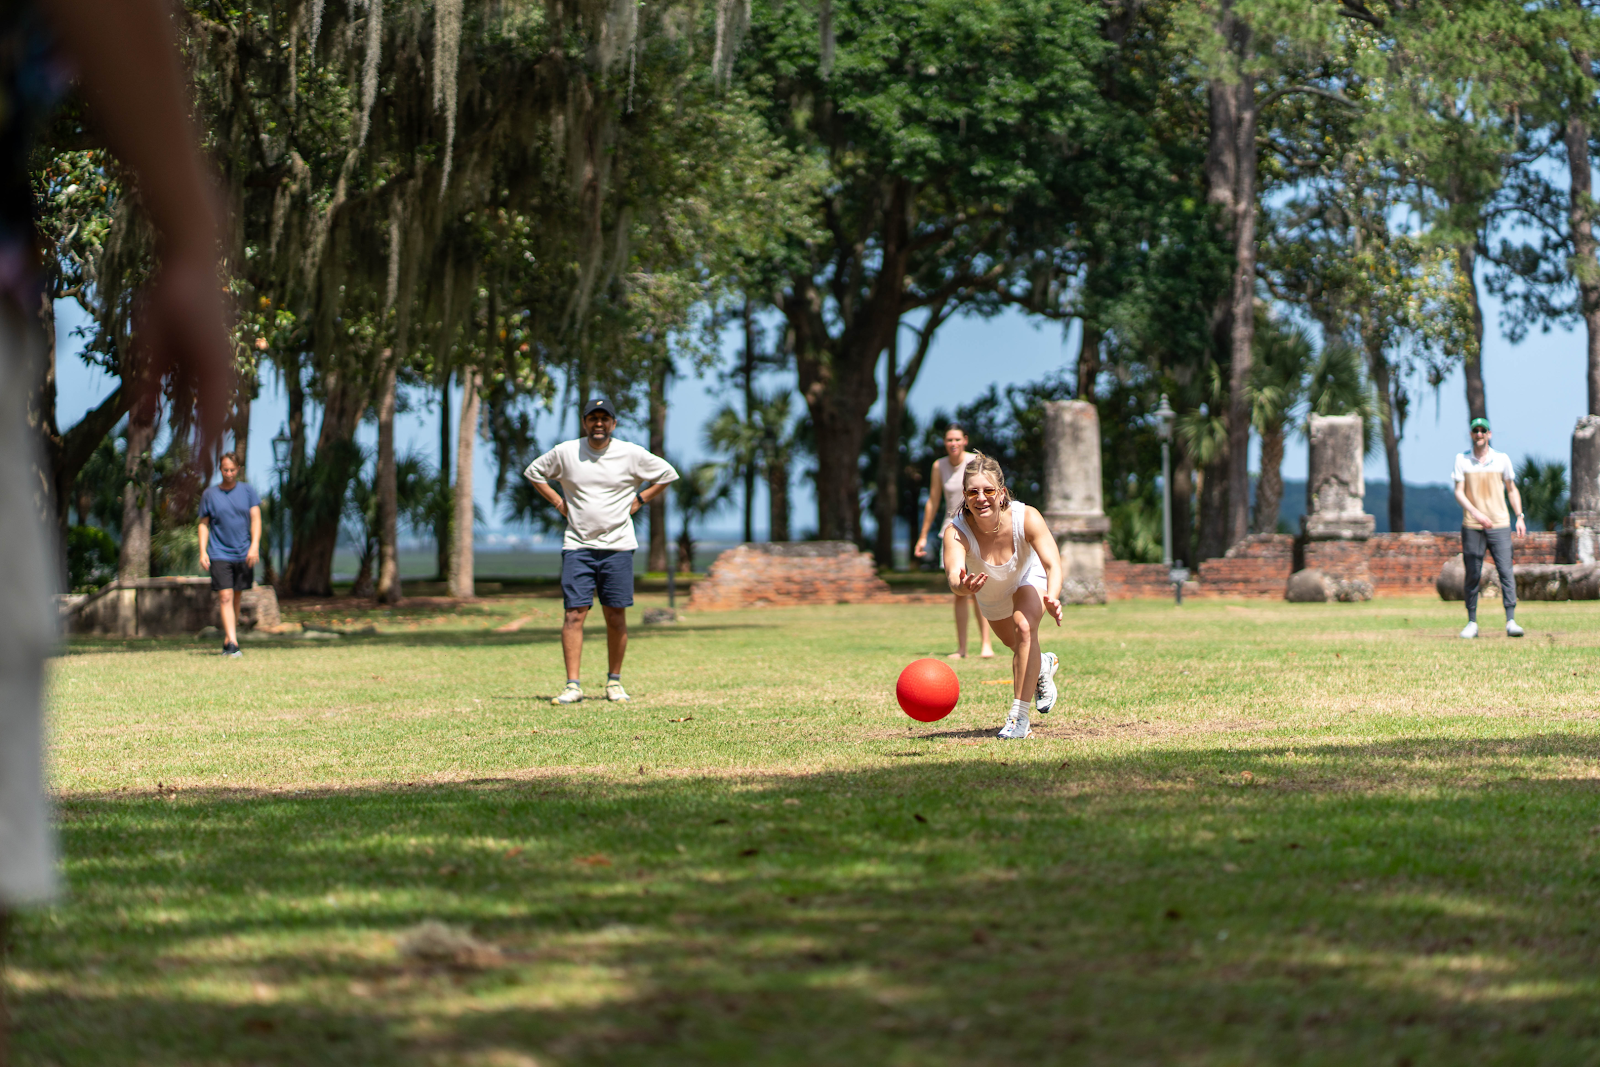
[1103, 531, 1559, 600]
[687, 542, 945, 611]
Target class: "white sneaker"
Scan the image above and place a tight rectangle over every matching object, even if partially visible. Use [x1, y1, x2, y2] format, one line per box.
[1035, 652, 1059, 714]
[1506, 619, 1524, 638]
[1459, 622, 1478, 639]
[551, 682, 584, 705]
[997, 706, 1031, 740]
[605, 679, 630, 702]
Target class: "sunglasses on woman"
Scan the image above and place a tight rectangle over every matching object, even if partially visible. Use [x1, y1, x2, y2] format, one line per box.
[964, 487, 999, 499]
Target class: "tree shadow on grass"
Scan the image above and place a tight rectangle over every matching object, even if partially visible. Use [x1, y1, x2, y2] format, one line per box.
[55, 620, 781, 657]
[16, 735, 1600, 1065]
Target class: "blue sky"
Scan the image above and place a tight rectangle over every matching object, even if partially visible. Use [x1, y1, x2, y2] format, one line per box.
[53, 281, 1588, 540]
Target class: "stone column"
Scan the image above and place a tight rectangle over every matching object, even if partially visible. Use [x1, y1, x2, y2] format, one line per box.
[1295, 413, 1375, 599]
[1041, 400, 1110, 604]
[1562, 415, 1600, 563]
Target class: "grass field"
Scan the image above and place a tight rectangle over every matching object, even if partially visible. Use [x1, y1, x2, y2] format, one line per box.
[11, 594, 1600, 1065]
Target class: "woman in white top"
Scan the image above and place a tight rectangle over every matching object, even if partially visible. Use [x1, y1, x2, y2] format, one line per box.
[942, 453, 1065, 740]
[914, 424, 996, 659]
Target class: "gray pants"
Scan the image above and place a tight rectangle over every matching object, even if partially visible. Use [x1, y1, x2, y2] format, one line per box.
[0, 300, 59, 907]
[1462, 526, 1516, 622]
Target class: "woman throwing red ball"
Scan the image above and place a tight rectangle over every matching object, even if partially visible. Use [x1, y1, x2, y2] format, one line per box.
[941, 453, 1064, 739]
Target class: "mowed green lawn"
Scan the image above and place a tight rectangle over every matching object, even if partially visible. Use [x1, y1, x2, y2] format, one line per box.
[13, 594, 1600, 1065]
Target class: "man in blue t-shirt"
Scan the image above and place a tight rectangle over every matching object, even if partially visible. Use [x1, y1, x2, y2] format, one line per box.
[198, 452, 262, 657]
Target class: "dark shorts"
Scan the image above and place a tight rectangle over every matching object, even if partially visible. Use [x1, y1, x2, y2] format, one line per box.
[209, 558, 254, 593]
[561, 549, 634, 610]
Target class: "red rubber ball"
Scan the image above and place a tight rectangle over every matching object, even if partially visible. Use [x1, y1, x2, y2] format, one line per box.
[896, 658, 960, 722]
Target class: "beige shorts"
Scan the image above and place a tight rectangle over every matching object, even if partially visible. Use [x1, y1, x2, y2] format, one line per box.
[0, 299, 62, 906]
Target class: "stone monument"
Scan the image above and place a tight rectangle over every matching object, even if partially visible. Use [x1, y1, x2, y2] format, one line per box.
[65, 577, 281, 636]
[1295, 413, 1374, 599]
[1041, 400, 1110, 604]
[1562, 415, 1600, 563]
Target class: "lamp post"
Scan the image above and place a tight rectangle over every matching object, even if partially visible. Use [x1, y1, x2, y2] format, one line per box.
[665, 488, 676, 611]
[1155, 394, 1187, 604]
[271, 428, 291, 585]
[1156, 394, 1175, 568]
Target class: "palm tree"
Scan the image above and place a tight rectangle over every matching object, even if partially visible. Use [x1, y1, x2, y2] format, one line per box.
[347, 452, 434, 598]
[1250, 318, 1315, 534]
[1304, 340, 1379, 456]
[672, 461, 731, 572]
[1178, 362, 1230, 559]
[705, 403, 762, 542]
[703, 389, 798, 543]
[1516, 457, 1569, 531]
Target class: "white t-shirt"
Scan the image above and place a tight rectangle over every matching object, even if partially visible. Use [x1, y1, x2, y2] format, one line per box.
[523, 438, 679, 551]
[1451, 447, 1515, 530]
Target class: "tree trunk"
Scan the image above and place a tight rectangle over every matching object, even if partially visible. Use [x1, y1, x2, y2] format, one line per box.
[374, 353, 402, 602]
[1253, 422, 1284, 535]
[284, 369, 365, 597]
[1367, 339, 1405, 533]
[742, 302, 757, 543]
[648, 356, 668, 570]
[1457, 238, 1487, 422]
[874, 328, 902, 569]
[1567, 115, 1600, 415]
[766, 442, 790, 542]
[230, 372, 253, 471]
[119, 405, 156, 581]
[787, 180, 912, 543]
[286, 352, 305, 473]
[1196, 455, 1230, 562]
[275, 352, 305, 592]
[577, 351, 594, 432]
[436, 370, 451, 581]
[1170, 449, 1195, 568]
[32, 290, 126, 542]
[449, 366, 480, 598]
[1076, 320, 1101, 401]
[350, 548, 375, 598]
[798, 343, 879, 543]
[1206, 5, 1257, 552]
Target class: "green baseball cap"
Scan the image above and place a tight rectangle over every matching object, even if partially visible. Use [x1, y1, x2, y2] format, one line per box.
[1469, 417, 1490, 431]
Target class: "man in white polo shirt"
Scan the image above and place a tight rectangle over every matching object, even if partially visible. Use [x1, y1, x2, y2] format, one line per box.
[1452, 416, 1525, 639]
[524, 399, 678, 703]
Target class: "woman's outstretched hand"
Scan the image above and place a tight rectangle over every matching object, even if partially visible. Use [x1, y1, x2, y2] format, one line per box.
[956, 568, 987, 596]
[1043, 593, 1063, 625]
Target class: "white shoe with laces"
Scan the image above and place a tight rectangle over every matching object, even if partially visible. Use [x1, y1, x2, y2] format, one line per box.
[551, 682, 584, 705]
[1035, 652, 1059, 714]
[1459, 621, 1478, 639]
[1506, 619, 1524, 638]
[997, 705, 1031, 740]
[605, 679, 630, 701]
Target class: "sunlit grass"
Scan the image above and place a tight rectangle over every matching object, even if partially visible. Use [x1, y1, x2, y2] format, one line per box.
[13, 595, 1600, 1064]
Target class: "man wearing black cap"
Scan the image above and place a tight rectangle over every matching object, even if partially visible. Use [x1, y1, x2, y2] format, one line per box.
[523, 400, 679, 703]
[1452, 416, 1525, 639]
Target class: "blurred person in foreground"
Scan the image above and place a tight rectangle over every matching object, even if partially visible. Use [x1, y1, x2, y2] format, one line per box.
[0, 0, 233, 1059]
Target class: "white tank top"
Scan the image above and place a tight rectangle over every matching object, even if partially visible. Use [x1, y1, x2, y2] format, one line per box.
[936, 455, 967, 522]
[950, 501, 1038, 618]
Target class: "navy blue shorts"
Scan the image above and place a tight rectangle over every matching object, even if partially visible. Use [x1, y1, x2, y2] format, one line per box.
[209, 557, 254, 592]
[561, 549, 634, 609]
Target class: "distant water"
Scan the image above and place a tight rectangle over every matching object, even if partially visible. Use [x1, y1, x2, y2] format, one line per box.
[1276, 480, 1466, 534]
